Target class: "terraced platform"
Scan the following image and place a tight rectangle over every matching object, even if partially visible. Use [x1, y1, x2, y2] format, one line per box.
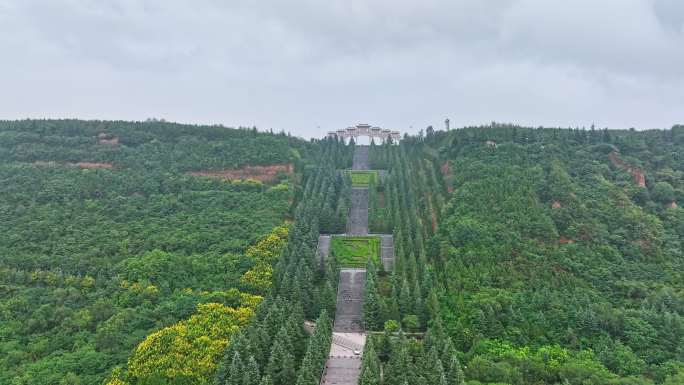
[319, 144, 395, 385]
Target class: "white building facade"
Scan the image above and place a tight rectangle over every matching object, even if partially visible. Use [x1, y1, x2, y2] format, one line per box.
[328, 124, 401, 143]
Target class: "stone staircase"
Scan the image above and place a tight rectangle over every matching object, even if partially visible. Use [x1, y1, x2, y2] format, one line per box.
[318, 145, 394, 385]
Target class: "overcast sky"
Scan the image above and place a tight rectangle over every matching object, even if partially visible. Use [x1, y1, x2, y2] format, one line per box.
[0, 0, 682, 138]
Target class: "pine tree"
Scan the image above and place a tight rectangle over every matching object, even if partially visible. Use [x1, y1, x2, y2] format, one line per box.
[278, 352, 297, 385]
[424, 347, 442, 384]
[364, 270, 382, 331]
[294, 355, 316, 385]
[227, 352, 244, 385]
[321, 282, 336, 318]
[399, 279, 412, 317]
[446, 354, 465, 385]
[243, 356, 260, 385]
[438, 363, 448, 385]
[215, 331, 248, 385]
[360, 368, 380, 385]
[360, 338, 381, 385]
[285, 302, 307, 361]
[254, 325, 272, 369]
[266, 340, 286, 383]
[413, 279, 425, 329]
[214, 349, 232, 385]
[378, 329, 393, 361]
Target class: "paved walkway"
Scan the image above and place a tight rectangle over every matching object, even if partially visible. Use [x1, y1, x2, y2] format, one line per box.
[317, 235, 331, 268]
[380, 234, 395, 272]
[347, 188, 369, 235]
[333, 268, 366, 332]
[320, 356, 362, 385]
[330, 333, 366, 355]
[320, 145, 395, 385]
[352, 146, 370, 170]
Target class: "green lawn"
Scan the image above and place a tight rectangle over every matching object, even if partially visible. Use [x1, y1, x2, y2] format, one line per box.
[348, 170, 378, 187]
[330, 236, 380, 267]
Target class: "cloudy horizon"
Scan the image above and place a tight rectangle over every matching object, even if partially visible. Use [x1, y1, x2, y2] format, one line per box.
[0, 0, 682, 138]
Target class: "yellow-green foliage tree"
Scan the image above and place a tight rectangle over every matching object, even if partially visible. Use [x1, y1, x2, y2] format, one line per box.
[126, 301, 259, 385]
[105, 224, 289, 385]
[240, 225, 289, 293]
[240, 262, 274, 294]
[244, 225, 289, 263]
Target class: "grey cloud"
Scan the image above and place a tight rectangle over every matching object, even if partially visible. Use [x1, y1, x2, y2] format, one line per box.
[653, 0, 684, 32]
[0, 0, 681, 137]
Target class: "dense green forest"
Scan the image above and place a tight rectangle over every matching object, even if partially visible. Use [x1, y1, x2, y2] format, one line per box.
[361, 125, 684, 385]
[103, 137, 352, 385]
[204, 138, 352, 385]
[0, 120, 312, 385]
[4, 119, 684, 385]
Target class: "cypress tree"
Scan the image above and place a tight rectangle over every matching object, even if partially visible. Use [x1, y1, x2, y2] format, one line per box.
[437, 360, 448, 385]
[383, 338, 409, 385]
[360, 368, 380, 385]
[243, 356, 260, 385]
[424, 347, 442, 384]
[214, 350, 232, 385]
[321, 282, 336, 318]
[227, 352, 244, 385]
[285, 304, 307, 364]
[294, 354, 317, 385]
[399, 279, 412, 317]
[360, 338, 381, 385]
[446, 354, 465, 385]
[277, 352, 297, 385]
[364, 269, 382, 331]
[266, 340, 286, 383]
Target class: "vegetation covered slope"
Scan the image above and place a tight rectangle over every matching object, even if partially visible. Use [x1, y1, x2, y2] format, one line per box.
[361, 125, 684, 385]
[0, 120, 308, 385]
[106, 137, 351, 385]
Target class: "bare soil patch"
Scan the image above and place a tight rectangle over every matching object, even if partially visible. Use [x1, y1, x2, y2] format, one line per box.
[76, 162, 113, 169]
[188, 164, 293, 182]
[32, 161, 113, 169]
[441, 161, 454, 193]
[609, 151, 646, 187]
[97, 133, 120, 145]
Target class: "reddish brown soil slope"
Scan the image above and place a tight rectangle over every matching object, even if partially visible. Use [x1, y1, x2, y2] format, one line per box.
[188, 164, 293, 182]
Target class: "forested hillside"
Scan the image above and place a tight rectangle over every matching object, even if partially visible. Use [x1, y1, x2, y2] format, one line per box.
[0, 120, 310, 385]
[360, 125, 684, 385]
[108, 137, 352, 385]
[4, 119, 684, 385]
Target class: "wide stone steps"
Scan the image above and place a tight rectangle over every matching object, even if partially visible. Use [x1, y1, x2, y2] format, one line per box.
[352, 146, 370, 170]
[333, 269, 366, 333]
[332, 334, 364, 352]
[347, 188, 369, 235]
[321, 357, 362, 385]
[319, 145, 395, 385]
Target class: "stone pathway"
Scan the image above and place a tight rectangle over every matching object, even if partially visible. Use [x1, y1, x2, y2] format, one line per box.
[347, 188, 369, 235]
[317, 235, 331, 268]
[380, 234, 395, 272]
[320, 356, 362, 385]
[333, 268, 366, 333]
[319, 145, 394, 385]
[352, 146, 370, 170]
